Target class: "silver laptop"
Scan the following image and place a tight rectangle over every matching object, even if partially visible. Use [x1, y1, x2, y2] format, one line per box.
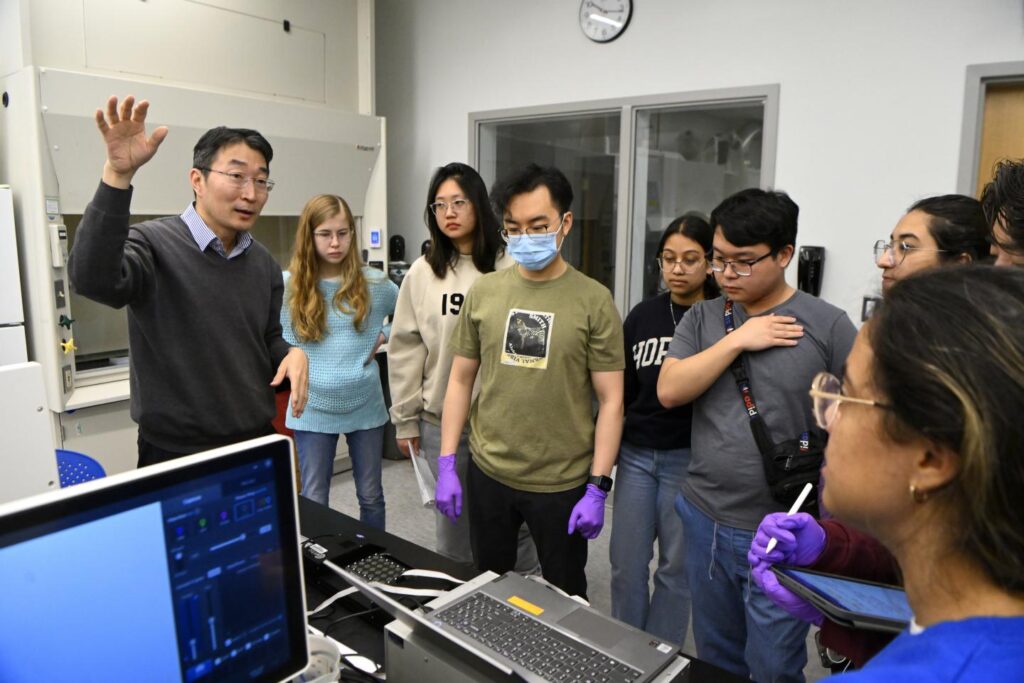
[335, 563, 682, 683]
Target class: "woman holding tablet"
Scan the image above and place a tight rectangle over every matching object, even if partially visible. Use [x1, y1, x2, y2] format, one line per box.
[752, 266, 1024, 679]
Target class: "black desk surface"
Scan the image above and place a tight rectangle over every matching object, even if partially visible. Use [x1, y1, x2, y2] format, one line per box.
[298, 498, 745, 683]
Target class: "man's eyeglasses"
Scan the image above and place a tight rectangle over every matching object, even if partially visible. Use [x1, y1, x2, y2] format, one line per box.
[313, 228, 352, 242]
[429, 199, 471, 215]
[873, 239, 947, 266]
[199, 167, 275, 193]
[499, 215, 565, 244]
[657, 253, 707, 273]
[708, 251, 774, 277]
[808, 371, 892, 431]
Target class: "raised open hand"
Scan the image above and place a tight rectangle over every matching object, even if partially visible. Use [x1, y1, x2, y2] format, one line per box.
[95, 95, 168, 188]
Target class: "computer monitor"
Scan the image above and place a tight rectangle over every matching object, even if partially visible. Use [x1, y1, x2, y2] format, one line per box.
[0, 434, 309, 683]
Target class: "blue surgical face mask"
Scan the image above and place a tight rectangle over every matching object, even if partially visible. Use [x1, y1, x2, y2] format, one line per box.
[506, 219, 565, 271]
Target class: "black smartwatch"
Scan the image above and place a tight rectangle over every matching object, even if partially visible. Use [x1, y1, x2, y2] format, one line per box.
[587, 474, 613, 493]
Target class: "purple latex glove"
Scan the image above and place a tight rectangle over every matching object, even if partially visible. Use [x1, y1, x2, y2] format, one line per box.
[567, 484, 607, 540]
[748, 512, 826, 566]
[434, 454, 462, 524]
[751, 559, 825, 626]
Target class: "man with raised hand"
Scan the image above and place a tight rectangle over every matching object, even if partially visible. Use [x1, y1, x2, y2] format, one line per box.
[70, 96, 307, 466]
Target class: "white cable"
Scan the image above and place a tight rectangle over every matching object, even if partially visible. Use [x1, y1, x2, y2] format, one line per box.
[307, 586, 359, 616]
[400, 568, 465, 584]
[370, 583, 445, 598]
[305, 624, 355, 655]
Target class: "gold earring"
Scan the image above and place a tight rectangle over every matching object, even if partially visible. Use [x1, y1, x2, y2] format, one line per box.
[909, 484, 929, 504]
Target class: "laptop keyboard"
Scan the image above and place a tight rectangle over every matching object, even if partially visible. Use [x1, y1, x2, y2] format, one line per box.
[433, 593, 642, 682]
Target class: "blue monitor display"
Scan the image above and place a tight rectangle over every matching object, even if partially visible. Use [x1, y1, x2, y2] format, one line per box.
[0, 436, 307, 683]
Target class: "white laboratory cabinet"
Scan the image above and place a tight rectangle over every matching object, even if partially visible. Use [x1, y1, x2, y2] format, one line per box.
[0, 187, 28, 366]
[0, 362, 58, 504]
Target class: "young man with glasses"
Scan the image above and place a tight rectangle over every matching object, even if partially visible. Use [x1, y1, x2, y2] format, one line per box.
[69, 96, 308, 466]
[436, 164, 624, 599]
[658, 188, 856, 681]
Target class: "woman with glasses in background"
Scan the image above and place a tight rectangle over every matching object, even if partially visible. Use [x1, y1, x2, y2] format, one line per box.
[610, 215, 718, 645]
[282, 194, 398, 528]
[873, 194, 990, 293]
[387, 162, 537, 568]
[750, 266, 1024, 678]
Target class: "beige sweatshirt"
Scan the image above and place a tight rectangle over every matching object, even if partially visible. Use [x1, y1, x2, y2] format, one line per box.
[388, 252, 513, 439]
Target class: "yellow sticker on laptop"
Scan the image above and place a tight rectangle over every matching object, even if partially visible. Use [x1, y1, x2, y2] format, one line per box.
[507, 595, 544, 616]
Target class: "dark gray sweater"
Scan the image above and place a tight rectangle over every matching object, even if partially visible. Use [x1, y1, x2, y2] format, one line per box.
[69, 182, 292, 452]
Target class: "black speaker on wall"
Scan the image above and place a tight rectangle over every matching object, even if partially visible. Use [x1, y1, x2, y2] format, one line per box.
[389, 235, 405, 262]
[798, 246, 825, 297]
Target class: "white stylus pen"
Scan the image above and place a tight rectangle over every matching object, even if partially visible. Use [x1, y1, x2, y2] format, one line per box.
[765, 482, 814, 555]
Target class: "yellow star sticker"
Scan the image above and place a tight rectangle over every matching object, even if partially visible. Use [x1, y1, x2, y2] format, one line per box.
[60, 338, 77, 354]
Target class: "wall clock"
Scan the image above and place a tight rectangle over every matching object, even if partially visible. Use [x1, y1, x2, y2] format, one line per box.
[579, 0, 632, 43]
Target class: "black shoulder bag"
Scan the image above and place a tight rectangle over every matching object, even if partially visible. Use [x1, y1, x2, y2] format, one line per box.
[723, 299, 822, 516]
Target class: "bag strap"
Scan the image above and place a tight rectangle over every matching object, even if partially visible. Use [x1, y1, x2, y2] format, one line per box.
[723, 300, 791, 456]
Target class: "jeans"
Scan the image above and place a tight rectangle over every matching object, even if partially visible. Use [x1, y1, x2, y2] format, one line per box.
[609, 442, 690, 645]
[468, 459, 588, 599]
[419, 421, 540, 572]
[294, 426, 386, 530]
[675, 493, 808, 682]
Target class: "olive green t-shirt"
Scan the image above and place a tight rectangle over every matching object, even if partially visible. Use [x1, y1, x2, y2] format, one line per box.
[448, 265, 625, 492]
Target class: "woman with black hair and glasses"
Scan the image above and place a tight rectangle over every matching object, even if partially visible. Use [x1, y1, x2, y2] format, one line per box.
[873, 194, 991, 293]
[750, 266, 1024, 679]
[387, 162, 537, 569]
[610, 215, 718, 645]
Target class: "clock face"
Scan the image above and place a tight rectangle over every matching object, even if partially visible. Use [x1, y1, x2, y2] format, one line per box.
[579, 0, 633, 43]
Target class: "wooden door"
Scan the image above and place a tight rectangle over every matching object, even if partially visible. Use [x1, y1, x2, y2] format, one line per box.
[976, 82, 1024, 197]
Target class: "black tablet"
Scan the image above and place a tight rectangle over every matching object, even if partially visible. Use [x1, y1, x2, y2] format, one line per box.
[771, 565, 912, 634]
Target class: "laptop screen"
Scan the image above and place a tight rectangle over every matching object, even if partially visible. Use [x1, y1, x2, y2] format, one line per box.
[0, 435, 308, 683]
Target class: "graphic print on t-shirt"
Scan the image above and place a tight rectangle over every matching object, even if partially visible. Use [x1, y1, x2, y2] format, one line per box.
[632, 336, 672, 370]
[501, 309, 554, 369]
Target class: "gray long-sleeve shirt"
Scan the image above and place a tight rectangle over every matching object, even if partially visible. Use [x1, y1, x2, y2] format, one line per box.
[69, 181, 291, 453]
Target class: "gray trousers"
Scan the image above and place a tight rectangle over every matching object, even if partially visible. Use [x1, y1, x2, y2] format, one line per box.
[419, 420, 540, 573]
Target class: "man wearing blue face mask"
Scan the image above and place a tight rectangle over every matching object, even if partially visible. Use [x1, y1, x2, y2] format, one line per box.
[436, 164, 625, 598]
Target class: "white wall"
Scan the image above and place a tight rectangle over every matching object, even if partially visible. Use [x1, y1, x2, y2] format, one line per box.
[375, 0, 1024, 321]
[15, 0, 364, 111]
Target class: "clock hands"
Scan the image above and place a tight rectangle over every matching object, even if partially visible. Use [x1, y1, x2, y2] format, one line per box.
[585, 0, 622, 14]
[580, 0, 631, 42]
[587, 13, 624, 28]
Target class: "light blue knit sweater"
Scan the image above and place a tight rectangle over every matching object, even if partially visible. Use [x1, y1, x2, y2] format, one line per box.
[281, 268, 399, 434]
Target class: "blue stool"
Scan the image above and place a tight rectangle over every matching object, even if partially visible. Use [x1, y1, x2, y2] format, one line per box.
[56, 449, 106, 487]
